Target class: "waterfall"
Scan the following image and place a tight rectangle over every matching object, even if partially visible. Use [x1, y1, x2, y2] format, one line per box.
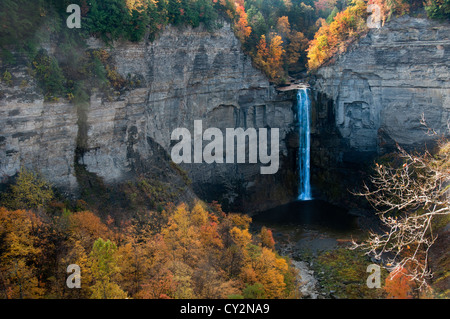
[297, 87, 312, 201]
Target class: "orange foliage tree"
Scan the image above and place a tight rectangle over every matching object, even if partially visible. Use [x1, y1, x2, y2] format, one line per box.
[276, 16, 291, 37]
[369, 0, 410, 25]
[259, 226, 275, 250]
[254, 33, 286, 81]
[384, 266, 416, 299]
[234, 5, 252, 42]
[307, 0, 368, 70]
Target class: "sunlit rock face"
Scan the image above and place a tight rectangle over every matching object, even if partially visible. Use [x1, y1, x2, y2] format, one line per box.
[0, 22, 297, 213]
[0, 63, 79, 193]
[310, 15, 450, 203]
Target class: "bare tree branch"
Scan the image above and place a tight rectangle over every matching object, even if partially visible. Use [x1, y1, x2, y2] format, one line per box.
[351, 137, 449, 290]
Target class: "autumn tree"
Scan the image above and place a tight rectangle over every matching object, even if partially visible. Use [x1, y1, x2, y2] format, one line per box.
[276, 16, 291, 37]
[307, 0, 368, 70]
[192, 260, 240, 298]
[252, 247, 289, 298]
[384, 266, 416, 299]
[369, 0, 410, 24]
[254, 34, 269, 67]
[253, 32, 286, 82]
[61, 238, 93, 298]
[68, 211, 111, 251]
[89, 238, 127, 299]
[2, 167, 54, 210]
[267, 33, 285, 80]
[126, 0, 150, 11]
[117, 218, 174, 298]
[135, 267, 176, 299]
[234, 5, 252, 42]
[115, 226, 150, 296]
[0, 208, 44, 299]
[274, 15, 307, 73]
[314, 0, 338, 12]
[162, 203, 203, 267]
[259, 226, 275, 250]
[286, 30, 308, 72]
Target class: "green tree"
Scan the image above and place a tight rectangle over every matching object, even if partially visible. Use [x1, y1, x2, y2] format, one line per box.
[2, 167, 54, 210]
[425, 0, 450, 20]
[32, 50, 67, 100]
[242, 283, 266, 299]
[326, 6, 339, 24]
[89, 238, 128, 299]
[85, 0, 131, 42]
[0, 0, 46, 46]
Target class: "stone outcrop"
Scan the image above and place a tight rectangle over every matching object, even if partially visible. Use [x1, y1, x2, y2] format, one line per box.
[0, 22, 297, 213]
[310, 15, 450, 203]
[0, 65, 79, 193]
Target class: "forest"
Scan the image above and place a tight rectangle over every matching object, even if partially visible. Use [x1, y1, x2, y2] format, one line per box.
[0, 168, 298, 299]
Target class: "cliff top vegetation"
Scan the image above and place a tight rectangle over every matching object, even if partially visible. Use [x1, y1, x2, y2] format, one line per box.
[1, 0, 449, 87]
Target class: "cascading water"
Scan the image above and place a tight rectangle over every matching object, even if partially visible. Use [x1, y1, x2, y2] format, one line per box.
[297, 87, 312, 201]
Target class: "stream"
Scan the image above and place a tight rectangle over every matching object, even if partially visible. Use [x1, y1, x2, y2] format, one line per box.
[252, 199, 363, 299]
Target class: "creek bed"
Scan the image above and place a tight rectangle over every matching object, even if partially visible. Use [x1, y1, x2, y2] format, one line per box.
[252, 199, 367, 298]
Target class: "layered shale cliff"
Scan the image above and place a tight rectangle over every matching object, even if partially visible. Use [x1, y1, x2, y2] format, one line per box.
[0, 22, 297, 213]
[311, 15, 450, 203]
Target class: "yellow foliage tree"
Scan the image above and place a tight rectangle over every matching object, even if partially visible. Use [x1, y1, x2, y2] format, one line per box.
[162, 203, 203, 267]
[267, 33, 285, 80]
[0, 208, 44, 299]
[276, 16, 291, 37]
[253, 247, 288, 298]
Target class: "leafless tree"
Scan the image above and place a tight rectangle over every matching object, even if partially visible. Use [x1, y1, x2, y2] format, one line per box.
[351, 122, 449, 289]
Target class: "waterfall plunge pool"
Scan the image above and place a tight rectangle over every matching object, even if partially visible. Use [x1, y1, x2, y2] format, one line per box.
[251, 200, 363, 299]
[252, 199, 357, 233]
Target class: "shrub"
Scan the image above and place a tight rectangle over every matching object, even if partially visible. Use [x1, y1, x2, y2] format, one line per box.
[32, 50, 67, 100]
[2, 70, 13, 86]
[1, 167, 54, 210]
[425, 0, 450, 20]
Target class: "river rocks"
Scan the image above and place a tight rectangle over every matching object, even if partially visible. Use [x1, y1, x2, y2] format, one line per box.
[291, 260, 320, 299]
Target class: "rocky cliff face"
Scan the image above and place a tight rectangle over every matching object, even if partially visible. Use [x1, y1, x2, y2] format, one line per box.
[311, 15, 450, 203]
[0, 63, 79, 192]
[0, 22, 297, 213]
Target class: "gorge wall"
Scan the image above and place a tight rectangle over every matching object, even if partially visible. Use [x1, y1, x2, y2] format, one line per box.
[3, 14, 448, 213]
[310, 15, 450, 204]
[0, 22, 297, 213]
